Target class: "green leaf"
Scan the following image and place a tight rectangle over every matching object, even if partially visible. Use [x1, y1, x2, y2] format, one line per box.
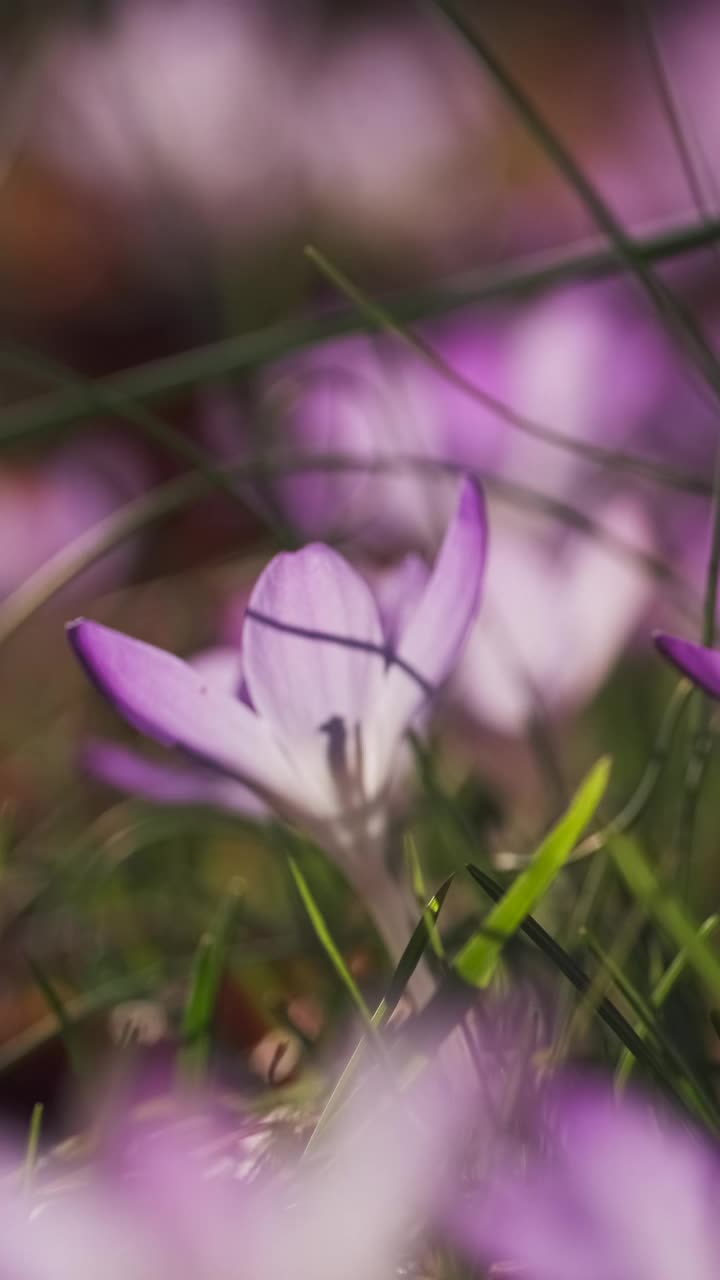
[455, 757, 611, 987]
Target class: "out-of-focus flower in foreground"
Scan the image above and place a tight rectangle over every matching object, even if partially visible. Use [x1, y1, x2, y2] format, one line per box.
[69, 479, 485, 962]
[0, 1077, 458, 1280]
[459, 1081, 720, 1280]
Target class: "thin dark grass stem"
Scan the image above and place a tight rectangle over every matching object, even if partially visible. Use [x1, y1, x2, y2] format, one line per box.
[675, 447, 720, 897]
[304, 245, 704, 496]
[464, 864, 695, 1113]
[0, 452, 695, 651]
[430, 0, 720, 406]
[0, 217, 719, 448]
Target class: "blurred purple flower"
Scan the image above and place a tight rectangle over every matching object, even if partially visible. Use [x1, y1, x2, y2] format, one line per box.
[69, 479, 485, 965]
[31, 0, 301, 241]
[0, 436, 147, 602]
[453, 499, 654, 733]
[0, 1076, 460, 1280]
[251, 286, 662, 730]
[298, 15, 497, 259]
[459, 1081, 720, 1280]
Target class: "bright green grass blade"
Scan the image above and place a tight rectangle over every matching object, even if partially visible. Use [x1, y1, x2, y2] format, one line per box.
[180, 878, 243, 1078]
[455, 757, 611, 987]
[610, 835, 720, 1000]
[405, 835, 447, 961]
[288, 857, 375, 1032]
[616, 914, 720, 1088]
[23, 1103, 43, 1193]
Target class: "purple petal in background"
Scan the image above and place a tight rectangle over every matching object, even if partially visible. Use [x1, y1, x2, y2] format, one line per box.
[84, 739, 269, 818]
[654, 632, 720, 698]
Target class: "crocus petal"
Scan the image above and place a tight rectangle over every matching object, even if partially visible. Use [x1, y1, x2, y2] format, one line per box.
[654, 632, 720, 698]
[372, 553, 430, 649]
[372, 478, 486, 771]
[242, 543, 385, 740]
[84, 739, 269, 817]
[68, 620, 297, 800]
[189, 645, 243, 697]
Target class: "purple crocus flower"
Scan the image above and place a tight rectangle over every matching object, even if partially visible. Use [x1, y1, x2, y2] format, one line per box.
[69, 478, 486, 969]
[0, 436, 147, 602]
[0, 1073, 462, 1280]
[32, 0, 302, 242]
[459, 1080, 720, 1280]
[452, 498, 654, 733]
[654, 632, 720, 696]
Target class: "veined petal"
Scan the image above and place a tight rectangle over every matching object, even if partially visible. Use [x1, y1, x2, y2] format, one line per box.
[243, 543, 385, 740]
[654, 632, 720, 697]
[370, 478, 486, 778]
[84, 739, 270, 817]
[68, 620, 297, 800]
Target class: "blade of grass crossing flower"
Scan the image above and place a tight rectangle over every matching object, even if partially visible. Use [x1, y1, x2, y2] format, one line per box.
[405, 836, 447, 961]
[303, 878, 454, 1160]
[464, 863, 699, 1109]
[610, 835, 720, 1000]
[288, 857, 376, 1033]
[429, 0, 720, 405]
[304, 246, 690, 493]
[0, 451, 695, 654]
[179, 878, 243, 1079]
[0, 216, 718, 448]
[616, 914, 720, 1088]
[580, 925, 720, 1127]
[455, 757, 611, 987]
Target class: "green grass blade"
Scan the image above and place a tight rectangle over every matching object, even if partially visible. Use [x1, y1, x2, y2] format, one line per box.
[23, 1103, 43, 1194]
[179, 878, 243, 1078]
[580, 926, 720, 1127]
[610, 836, 720, 1000]
[0, 216, 717, 448]
[616, 914, 720, 1088]
[405, 836, 447, 961]
[25, 951, 84, 1076]
[464, 863, 695, 1108]
[288, 857, 375, 1031]
[456, 757, 611, 986]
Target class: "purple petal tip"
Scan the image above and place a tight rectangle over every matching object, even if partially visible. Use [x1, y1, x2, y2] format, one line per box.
[654, 631, 720, 699]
